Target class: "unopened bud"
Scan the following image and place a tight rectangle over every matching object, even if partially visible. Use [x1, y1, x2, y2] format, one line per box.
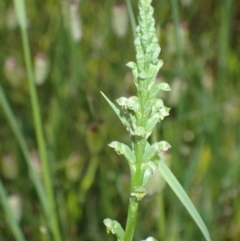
[34, 52, 49, 85]
[65, 152, 83, 182]
[180, 0, 193, 7]
[112, 2, 128, 38]
[168, 78, 187, 106]
[4, 57, 25, 87]
[8, 195, 22, 222]
[6, 5, 18, 30]
[166, 22, 190, 55]
[1, 154, 18, 180]
[30, 149, 41, 174]
[69, 0, 82, 42]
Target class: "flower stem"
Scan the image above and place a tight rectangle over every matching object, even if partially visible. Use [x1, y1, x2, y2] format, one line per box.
[124, 198, 139, 241]
[124, 137, 146, 241]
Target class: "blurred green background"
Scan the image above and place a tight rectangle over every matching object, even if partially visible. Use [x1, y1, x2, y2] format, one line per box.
[0, 0, 240, 240]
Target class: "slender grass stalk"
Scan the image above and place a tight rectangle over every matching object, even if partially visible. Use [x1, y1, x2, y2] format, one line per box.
[170, 0, 185, 120]
[170, 0, 183, 69]
[12, 0, 62, 240]
[217, 0, 234, 87]
[125, 0, 136, 38]
[21, 18, 62, 241]
[0, 180, 26, 241]
[65, 0, 83, 84]
[0, 85, 49, 222]
[124, 200, 139, 241]
[0, 86, 52, 241]
[157, 194, 165, 240]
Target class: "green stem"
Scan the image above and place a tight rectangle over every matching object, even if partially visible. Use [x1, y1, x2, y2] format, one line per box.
[170, 0, 182, 69]
[124, 137, 146, 241]
[217, 0, 233, 88]
[124, 198, 139, 241]
[124, 119, 147, 241]
[157, 194, 165, 241]
[125, 0, 136, 38]
[170, 0, 186, 120]
[20, 26, 62, 241]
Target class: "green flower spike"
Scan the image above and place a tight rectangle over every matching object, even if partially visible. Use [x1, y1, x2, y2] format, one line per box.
[102, 0, 211, 241]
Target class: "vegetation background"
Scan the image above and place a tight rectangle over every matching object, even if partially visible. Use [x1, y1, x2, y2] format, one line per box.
[0, 0, 240, 240]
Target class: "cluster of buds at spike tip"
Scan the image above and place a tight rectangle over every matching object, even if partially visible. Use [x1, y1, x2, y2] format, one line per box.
[102, 0, 171, 194]
[122, 0, 171, 138]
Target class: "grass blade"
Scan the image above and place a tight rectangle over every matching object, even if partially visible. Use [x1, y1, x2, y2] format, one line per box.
[125, 0, 136, 38]
[0, 85, 51, 230]
[13, 0, 27, 29]
[157, 159, 211, 241]
[13, 0, 62, 240]
[100, 91, 130, 128]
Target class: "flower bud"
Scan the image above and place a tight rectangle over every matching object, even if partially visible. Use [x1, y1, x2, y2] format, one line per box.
[6, 5, 18, 30]
[30, 149, 41, 174]
[8, 194, 22, 222]
[61, 1, 68, 28]
[1, 154, 18, 180]
[180, 0, 193, 7]
[34, 52, 49, 85]
[61, 0, 82, 42]
[183, 130, 194, 142]
[69, 0, 82, 42]
[112, 2, 128, 38]
[166, 22, 190, 55]
[65, 152, 83, 182]
[201, 68, 213, 90]
[86, 122, 104, 154]
[3, 56, 25, 87]
[168, 78, 187, 106]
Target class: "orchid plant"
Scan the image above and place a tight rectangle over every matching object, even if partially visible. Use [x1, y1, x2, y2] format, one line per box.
[101, 0, 211, 241]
